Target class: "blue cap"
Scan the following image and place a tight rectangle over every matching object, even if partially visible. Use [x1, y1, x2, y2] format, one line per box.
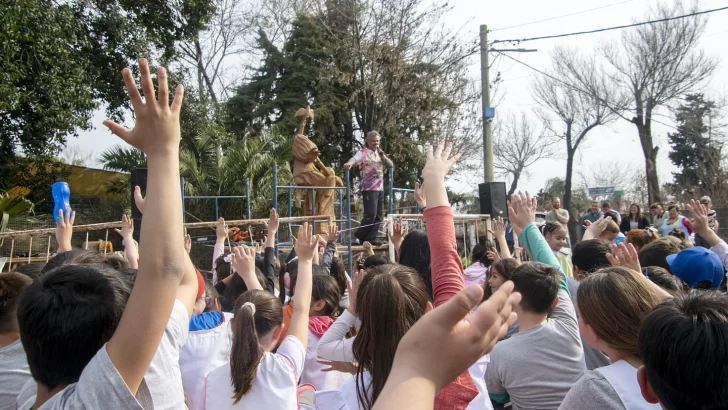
[666, 247, 725, 289]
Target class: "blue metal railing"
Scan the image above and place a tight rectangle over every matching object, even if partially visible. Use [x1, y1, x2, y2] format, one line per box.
[181, 178, 251, 223]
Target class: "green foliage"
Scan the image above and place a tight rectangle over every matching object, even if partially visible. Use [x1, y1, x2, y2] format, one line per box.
[0, 189, 35, 233]
[667, 93, 727, 200]
[5, 157, 73, 212]
[100, 146, 147, 173]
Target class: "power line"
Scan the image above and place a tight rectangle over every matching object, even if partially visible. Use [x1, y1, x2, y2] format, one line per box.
[490, 0, 635, 32]
[495, 52, 678, 130]
[492, 5, 728, 44]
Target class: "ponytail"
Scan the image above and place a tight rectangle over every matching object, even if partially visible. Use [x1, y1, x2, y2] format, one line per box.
[230, 290, 283, 403]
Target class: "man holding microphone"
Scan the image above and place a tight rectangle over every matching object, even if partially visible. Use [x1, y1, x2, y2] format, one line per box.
[343, 131, 393, 245]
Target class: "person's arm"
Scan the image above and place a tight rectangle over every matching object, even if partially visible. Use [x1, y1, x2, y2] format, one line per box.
[231, 246, 264, 291]
[556, 210, 569, 225]
[422, 143, 464, 307]
[263, 209, 279, 292]
[212, 217, 228, 284]
[488, 217, 511, 260]
[55, 208, 75, 253]
[319, 225, 340, 271]
[115, 214, 139, 269]
[343, 151, 362, 169]
[287, 223, 318, 350]
[103, 60, 196, 395]
[379, 150, 394, 169]
[372, 282, 520, 410]
[316, 309, 358, 362]
[509, 192, 568, 292]
[389, 217, 406, 256]
[214, 274, 233, 294]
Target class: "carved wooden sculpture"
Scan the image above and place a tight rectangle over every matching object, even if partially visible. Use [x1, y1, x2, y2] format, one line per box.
[292, 106, 343, 233]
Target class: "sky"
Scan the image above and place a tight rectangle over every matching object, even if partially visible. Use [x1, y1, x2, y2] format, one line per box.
[71, 0, 728, 197]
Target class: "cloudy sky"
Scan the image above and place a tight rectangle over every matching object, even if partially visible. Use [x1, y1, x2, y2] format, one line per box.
[72, 0, 728, 196]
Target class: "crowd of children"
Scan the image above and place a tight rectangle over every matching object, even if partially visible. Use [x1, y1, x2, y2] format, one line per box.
[1, 60, 728, 410]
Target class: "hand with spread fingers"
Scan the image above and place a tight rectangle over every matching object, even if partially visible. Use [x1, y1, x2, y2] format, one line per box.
[606, 242, 642, 274]
[582, 215, 613, 241]
[507, 192, 537, 232]
[346, 269, 367, 317]
[232, 245, 263, 290]
[414, 182, 426, 210]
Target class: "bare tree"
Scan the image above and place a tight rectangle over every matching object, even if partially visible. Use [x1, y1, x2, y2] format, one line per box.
[533, 47, 621, 239]
[180, 0, 259, 102]
[577, 161, 649, 212]
[494, 112, 558, 196]
[59, 143, 95, 167]
[593, 2, 718, 205]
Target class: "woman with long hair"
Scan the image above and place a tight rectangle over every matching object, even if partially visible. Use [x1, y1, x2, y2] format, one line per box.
[619, 204, 650, 234]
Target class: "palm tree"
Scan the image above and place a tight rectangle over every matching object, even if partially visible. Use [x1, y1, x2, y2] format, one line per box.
[100, 145, 147, 173]
[179, 125, 294, 219]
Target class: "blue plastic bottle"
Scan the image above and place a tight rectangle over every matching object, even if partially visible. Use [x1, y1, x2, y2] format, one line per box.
[52, 182, 71, 223]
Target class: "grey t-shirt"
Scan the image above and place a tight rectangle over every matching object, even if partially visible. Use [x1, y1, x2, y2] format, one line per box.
[17, 344, 153, 409]
[0, 339, 32, 409]
[558, 370, 623, 410]
[486, 290, 586, 410]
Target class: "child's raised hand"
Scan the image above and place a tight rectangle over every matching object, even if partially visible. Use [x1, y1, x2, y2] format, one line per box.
[264, 208, 280, 234]
[346, 269, 367, 317]
[421, 142, 460, 184]
[583, 215, 612, 241]
[55, 208, 76, 252]
[687, 199, 710, 236]
[115, 214, 134, 238]
[133, 186, 146, 215]
[508, 192, 537, 231]
[232, 245, 256, 275]
[184, 234, 192, 254]
[215, 217, 228, 242]
[386, 282, 520, 394]
[488, 217, 507, 238]
[103, 59, 183, 157]
[607, 242, 642, 274]
[294, 223, 319, 262]
[321, 224, 340, 243]
[414, 182, 426, 209]
[486, 247, 500, 261]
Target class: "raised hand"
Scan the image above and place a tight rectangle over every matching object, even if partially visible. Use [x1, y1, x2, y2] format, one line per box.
[486, 247, 500, 262]
[133, 186, 146, 215]
[184, 234, 192, 255]
[687, 199, 710, 236]
[508, 192, 537, 232]
[582, 215, 612, 241]
[321, 224, 340, 243]
[316, 359, 357, 375]
[232, 245, 263, 290]
[347, 269, 367, 317]
[414, 182, 426, 209]
[115, 214, 134, 238]
[294, 223, 320, 262]
[421, 142, 460, 184]
[264, 208, 280, 235]
[216, 217, 228, 244]
[606, 242, 642, 273]
[488, 217, 507, 238]
[55, 208, 76, 252]
[103, 59, 183, 156]
[376, 282, 520, 405]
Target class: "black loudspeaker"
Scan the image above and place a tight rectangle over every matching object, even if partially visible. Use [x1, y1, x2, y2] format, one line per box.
[130, 169, 147, 242]
[479, 182, 508, 219]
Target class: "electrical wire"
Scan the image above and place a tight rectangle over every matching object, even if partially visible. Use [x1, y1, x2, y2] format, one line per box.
[490, 0, 635, 32]
[495, 52, 678, 130]
[492, 5, 728, 44]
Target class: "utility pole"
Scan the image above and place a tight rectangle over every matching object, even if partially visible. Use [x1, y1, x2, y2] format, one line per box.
[480, 25, 493, 183]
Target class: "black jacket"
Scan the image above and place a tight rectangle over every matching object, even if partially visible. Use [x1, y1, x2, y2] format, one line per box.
[620, 216, 651, 233]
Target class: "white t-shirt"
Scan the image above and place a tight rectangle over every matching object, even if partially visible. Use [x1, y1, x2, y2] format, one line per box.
[301, 329, 352, 391]
[17, 344, 154, 410]
[204, 335, 306, 410]
[143, 299, 190, 410]
[0, 339, 32, 409]
[180, 312, 234, 410]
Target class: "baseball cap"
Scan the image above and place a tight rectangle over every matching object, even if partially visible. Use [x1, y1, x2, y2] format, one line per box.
[666, 247, 725, 289]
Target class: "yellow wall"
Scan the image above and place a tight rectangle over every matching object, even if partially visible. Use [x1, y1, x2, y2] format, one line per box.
[66, 166, 127, 199]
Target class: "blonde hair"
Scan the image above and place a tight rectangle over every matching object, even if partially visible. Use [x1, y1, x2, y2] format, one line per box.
[577, 267, 662, 358]
[603, 220, 620, 234]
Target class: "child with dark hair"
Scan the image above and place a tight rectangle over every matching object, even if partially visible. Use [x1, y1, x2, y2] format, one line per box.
[637, 291, 728, 410]
[0, 272, 33, 408]
[638, 237, 683, 273]
[203, 224, 318, 409]
[486, 192, 585, 409]
[571, 239, 611, 280]
[642, 266, 683, 296]
[541, 221, 573, 278]
[398, 229, 433, 298]
[12, 263, 45, 282]
[16, 60, 199, 410]
[363, 254, 388, 268]
[464, 243, 490, 287]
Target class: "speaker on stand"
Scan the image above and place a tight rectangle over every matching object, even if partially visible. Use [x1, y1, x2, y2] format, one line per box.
[478, 182, 508, 220]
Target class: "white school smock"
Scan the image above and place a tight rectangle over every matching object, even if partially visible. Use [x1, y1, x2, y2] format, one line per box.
[596, 360, 661, 410]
